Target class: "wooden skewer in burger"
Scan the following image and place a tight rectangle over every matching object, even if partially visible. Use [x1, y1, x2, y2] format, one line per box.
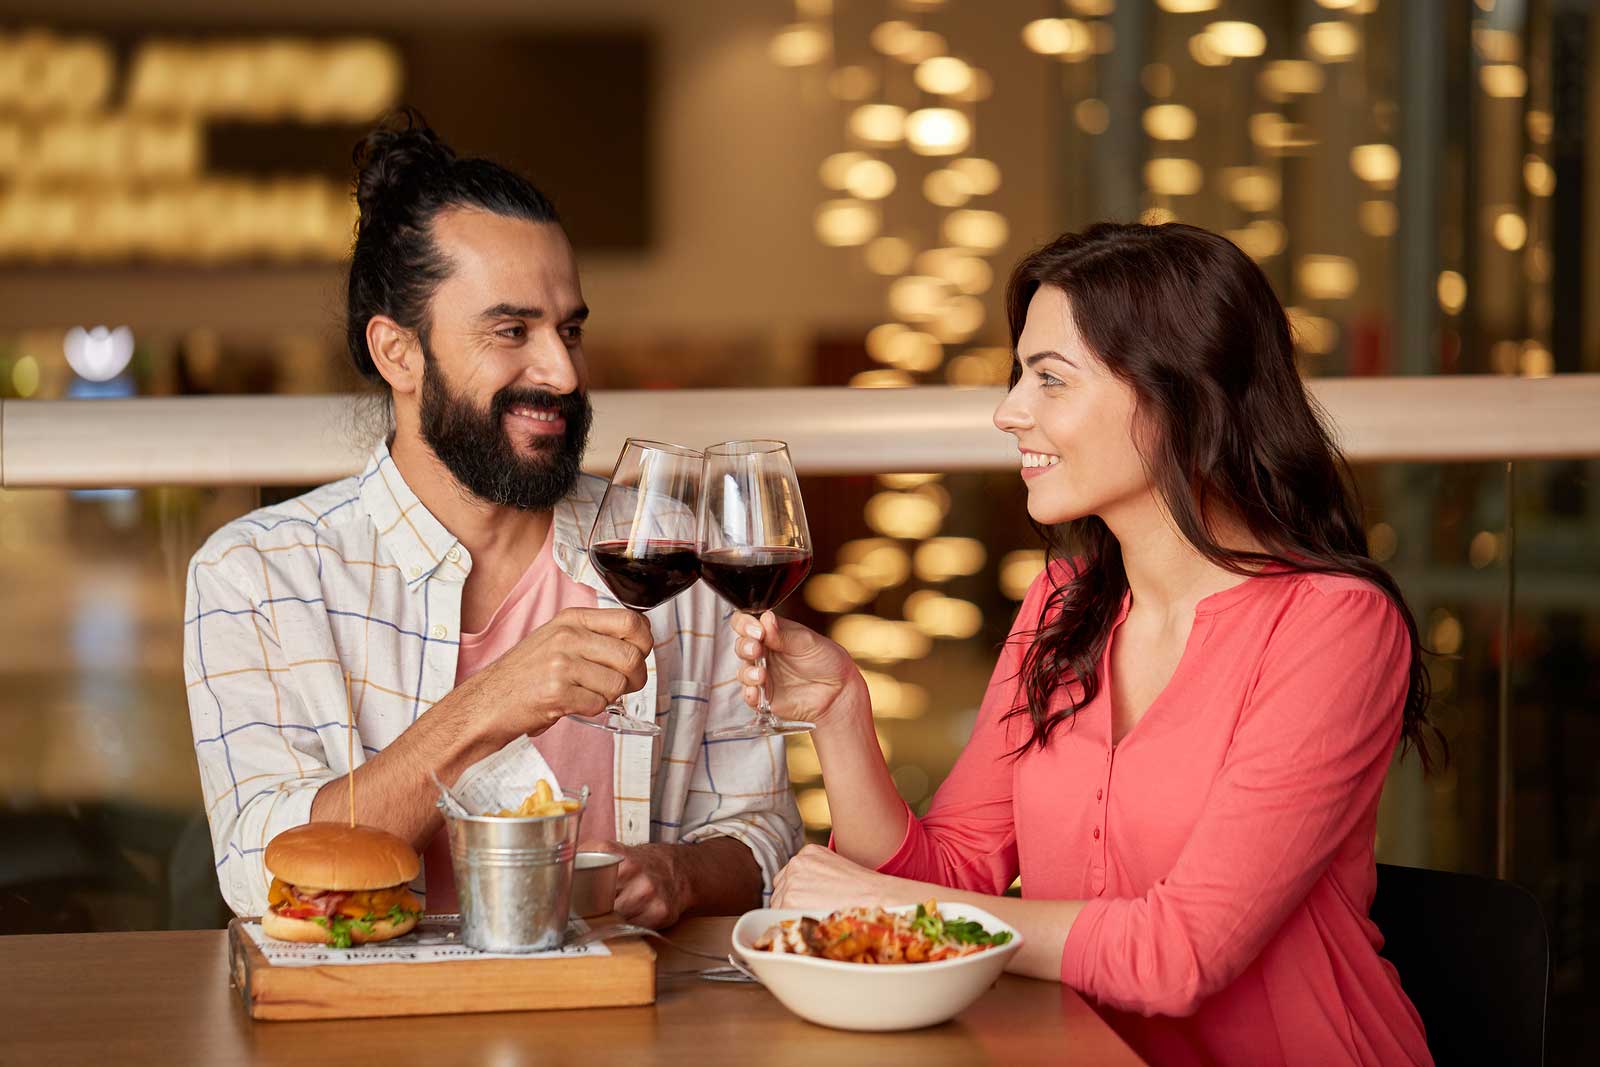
[260, 672, 423, 947]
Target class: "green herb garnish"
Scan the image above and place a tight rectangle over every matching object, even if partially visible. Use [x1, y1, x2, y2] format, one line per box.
[912, 903, 1013, 946]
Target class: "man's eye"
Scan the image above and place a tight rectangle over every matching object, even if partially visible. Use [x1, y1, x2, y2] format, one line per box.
[497, 324, 526, 340]
[561, 325, 585, 342]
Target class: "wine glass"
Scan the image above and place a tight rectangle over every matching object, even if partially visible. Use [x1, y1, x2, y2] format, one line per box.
[578, 439, 704, 736]
[697, 439, 814, 739]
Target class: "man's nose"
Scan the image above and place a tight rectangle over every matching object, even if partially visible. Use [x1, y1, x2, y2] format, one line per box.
[521, 330, 580, 395]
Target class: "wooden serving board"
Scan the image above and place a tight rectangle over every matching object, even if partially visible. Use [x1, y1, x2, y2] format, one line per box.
[228, 916, 656, 1021]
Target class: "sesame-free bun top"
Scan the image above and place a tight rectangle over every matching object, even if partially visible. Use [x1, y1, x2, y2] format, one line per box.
[264, 822, 420, 891]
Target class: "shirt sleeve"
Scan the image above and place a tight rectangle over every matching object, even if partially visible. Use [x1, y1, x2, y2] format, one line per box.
[873, 573, 1055, 894]
[675, 611, 803, 901]
[184, 538, 337, 917]
[1061, 586, 1410, 1017]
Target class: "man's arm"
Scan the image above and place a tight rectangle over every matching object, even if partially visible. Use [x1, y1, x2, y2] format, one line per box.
[579, 836, 762, 929]
[308, 606, 654, 847]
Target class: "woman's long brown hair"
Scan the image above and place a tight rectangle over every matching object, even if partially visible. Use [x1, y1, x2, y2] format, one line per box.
[1005, 222, 1440, 771]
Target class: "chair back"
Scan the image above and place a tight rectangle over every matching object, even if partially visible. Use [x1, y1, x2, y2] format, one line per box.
[1372, 862, 1549, 1066]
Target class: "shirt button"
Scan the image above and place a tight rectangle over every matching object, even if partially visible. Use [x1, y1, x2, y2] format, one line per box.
[446, 547, 462, 563]
[408, 565, 422, 579]
[1093, 827, 1101, 840]
[431, 624, 447, 639]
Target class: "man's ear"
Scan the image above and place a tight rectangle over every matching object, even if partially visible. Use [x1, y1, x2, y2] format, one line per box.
[367, 315, 423, 396]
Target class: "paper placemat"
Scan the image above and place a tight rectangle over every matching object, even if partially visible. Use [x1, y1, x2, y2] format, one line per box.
[242, 914, 611, 966]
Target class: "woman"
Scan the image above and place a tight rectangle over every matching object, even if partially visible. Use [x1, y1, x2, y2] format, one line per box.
[734, 223, 1437, 1066]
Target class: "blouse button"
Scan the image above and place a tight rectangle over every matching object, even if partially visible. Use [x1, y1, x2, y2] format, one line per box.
[1093, 827, 1101, 840]
[1096, 788, 1103, 801]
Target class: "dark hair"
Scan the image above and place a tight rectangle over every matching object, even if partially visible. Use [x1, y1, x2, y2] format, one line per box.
[345, 108, 560, 383]
[1004, 222, 1440, 772]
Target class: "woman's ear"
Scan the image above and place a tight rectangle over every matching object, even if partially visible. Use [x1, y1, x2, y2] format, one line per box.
[366, 315, 422, 396]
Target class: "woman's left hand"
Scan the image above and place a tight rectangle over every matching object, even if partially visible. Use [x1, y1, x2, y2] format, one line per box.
[772, 844, 912, 910]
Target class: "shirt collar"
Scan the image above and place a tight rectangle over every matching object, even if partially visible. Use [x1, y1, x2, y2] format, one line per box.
[359, 440, 608, 587]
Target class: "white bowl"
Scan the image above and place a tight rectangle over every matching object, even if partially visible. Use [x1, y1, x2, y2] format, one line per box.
[731, 903, 1023, 1032]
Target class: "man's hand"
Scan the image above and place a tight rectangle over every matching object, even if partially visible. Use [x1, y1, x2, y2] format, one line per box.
[578, 836, 764, 929]
[466, 607, 652, 738]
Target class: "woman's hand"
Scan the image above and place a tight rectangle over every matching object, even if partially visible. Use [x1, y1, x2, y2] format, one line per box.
[772, 844, 912, 910]
[732, 611, 867, 729]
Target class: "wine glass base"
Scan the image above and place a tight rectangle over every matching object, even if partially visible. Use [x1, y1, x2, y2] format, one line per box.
[572, 711, 662, 737]
[705, 719, 816, 740]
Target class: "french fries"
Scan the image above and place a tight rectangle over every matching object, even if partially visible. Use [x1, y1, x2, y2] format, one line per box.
[488, 779, 582, 818]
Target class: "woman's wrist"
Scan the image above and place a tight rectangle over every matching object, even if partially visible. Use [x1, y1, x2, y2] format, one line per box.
[813, 669, 871, 736]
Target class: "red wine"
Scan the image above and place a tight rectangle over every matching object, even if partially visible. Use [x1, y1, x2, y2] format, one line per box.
[697, 547, 812, 613]
[590, 540, 701, 610]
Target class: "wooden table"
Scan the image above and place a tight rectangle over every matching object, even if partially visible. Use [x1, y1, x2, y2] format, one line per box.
[0, 918, 1146, 1066]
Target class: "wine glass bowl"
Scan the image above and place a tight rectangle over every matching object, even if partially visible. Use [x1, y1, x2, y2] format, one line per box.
[697, 439, 815, 739]
[581, 439, 704, 736]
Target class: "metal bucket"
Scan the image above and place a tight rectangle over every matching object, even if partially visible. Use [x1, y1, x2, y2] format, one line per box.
[440, 789, 586, 952]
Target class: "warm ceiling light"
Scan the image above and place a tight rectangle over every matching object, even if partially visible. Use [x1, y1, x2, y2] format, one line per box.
[1225, 219, 1286, 260]
[1436, 270, 1467, 315]
[999, 549, 1047, 600]
[933, 294, 986, 342]
[844, 158, 896, 200]
[923, 169, 972, 208]
[769, 24, 829, 67]
[1297, 254, 1360, 300]
[1188, 32, 1230, 67]
[1205, 21, 1267, 58]
[888, 275, 950, 321]
[1493, 211, 1527, 251]
[1525, 110, 1553, 144]
[943, 209, 1009, 251]
[1350, 143, 1400, 185]
[1314, 0, 1359, 8]
[819, 151, 869, 190]
[866, 323, 907, 363]
[905, 108, 971, 156]
[1156, 0, 1219, 11]
[849, 103, 906, 146]
[1143, 103, 1197, 140]
[814, 199, 880, 246]
[914, 56, 974, 96]
[1480, 65, 1528, 98]
[1022, 19, 1091, 58]
[1285, 307, 1340, 355]
[950, 67, 994, 102]
[1306, 22, 1360, 62]
[883, 329, 944, 373]
[870, 20, 920, 57]
[1523, 156, 1555, 197]
[1472, 27, 1520, 63]
[919, 248, 993, 295]
[1221, 166, 1280, 212]
[912, 537, 987, 582]
[849, 369, 915, 389]
[949, 157, 1001, 196]
[1259, 59, 1324, 100]
[864, 236, 915, 275]
[1144, 157, 1203, 196]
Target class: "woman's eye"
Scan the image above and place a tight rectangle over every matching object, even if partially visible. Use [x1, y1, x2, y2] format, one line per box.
[1038, 371, 1065, 388]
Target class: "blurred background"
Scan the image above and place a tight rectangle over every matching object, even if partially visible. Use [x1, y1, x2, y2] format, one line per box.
[0, 0, 1595, 1060]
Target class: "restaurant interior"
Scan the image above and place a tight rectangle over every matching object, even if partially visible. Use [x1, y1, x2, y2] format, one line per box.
[1, 0, 1596, 1062]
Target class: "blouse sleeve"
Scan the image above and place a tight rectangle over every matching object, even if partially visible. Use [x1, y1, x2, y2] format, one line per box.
[1060, 586, 1410, 1017]
[872, 570, 1056, 895]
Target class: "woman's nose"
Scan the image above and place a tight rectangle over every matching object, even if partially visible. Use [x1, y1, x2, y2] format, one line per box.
[993, 385, 1033, 434]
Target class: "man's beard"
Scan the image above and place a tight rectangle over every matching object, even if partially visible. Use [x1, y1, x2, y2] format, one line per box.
[418, 348, 592, 512]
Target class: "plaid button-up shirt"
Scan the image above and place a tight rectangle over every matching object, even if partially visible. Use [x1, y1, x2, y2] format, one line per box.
[185, 441, 801, 917]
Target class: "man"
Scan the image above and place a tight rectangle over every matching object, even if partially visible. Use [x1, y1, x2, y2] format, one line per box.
[185, 112, 800, 927]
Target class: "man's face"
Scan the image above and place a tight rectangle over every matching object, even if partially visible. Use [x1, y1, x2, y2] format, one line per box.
[414, 208, 592, 511]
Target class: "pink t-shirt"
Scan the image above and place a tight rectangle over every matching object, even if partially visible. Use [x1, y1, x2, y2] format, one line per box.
[876, 563, 1432, 1067]
[423, 533, 615, 913]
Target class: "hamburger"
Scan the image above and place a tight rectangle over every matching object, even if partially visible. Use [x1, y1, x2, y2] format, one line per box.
[262, 822, 423, 947]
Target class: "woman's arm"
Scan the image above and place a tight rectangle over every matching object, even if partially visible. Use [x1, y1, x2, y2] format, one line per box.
[773, 844, 1083, 981]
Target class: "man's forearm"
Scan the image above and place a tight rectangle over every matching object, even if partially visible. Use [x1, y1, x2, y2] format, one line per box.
[679, 836, 765, 917]
[309, 691, 495, 850]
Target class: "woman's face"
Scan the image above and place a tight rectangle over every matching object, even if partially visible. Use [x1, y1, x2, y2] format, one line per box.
[993, 285, 1154, 527]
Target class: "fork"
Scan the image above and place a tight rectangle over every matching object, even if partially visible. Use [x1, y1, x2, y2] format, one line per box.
[568, 922, 733, 964]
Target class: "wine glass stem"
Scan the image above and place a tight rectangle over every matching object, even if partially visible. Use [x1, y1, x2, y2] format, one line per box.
[755, 653, 776, 729]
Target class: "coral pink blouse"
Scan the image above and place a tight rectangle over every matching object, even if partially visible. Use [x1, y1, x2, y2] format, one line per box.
[876, 565, 1432, 1066]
